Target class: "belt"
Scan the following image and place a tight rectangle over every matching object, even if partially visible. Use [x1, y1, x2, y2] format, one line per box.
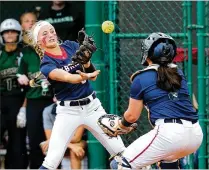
[164, 118, 197, 124]
[59, 92, 96, 106]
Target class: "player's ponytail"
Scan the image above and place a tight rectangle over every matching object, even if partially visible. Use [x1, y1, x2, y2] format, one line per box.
[34, 44, 44, 59]
[157, 65, 182, 92]
[22, 21, 46, 59]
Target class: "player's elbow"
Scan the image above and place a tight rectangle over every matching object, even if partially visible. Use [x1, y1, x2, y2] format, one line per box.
[124, 111, 138, 123]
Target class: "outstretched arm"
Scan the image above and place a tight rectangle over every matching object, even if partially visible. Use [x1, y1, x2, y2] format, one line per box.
[48, 68, 100, 84]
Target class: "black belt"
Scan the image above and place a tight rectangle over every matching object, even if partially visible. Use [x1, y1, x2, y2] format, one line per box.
[164, 118, 197, 124]
[60, 93, 96, 106]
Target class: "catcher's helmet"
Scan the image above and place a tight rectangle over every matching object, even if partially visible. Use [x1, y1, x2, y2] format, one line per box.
[0, 18, 22, 44]
[141, 32, 177, 66]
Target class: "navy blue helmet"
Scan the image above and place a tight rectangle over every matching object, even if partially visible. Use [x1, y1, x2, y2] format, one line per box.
[141, 32, 177, 66]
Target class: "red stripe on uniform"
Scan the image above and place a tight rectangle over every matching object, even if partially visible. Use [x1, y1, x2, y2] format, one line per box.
[129, 126, 160, 163]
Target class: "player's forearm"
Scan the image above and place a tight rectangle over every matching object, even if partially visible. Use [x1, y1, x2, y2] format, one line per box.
[70, 136, 81, 143]
[22, 98, 27, 107]
[67, 143, 75, 150]
[83, 62, 97, 81]
[49, 69, 84, 84]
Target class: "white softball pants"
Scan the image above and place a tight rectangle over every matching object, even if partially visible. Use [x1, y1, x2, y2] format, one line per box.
[42, 96, 125, 169]
[122, 119, 203, 169]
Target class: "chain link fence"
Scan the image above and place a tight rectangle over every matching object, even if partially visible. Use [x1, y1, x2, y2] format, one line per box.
[106, 1, 186, 146]
[104, 1, 209, 168]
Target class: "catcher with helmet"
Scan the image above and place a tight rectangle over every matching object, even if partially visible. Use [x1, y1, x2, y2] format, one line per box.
[99, 33, 203, 169]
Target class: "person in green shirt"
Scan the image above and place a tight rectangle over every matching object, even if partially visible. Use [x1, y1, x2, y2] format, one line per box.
[17, 12, 53, 169]
[0, 18, 28, 169]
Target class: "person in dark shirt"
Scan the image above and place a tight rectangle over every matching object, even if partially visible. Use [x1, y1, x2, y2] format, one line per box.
[40, 101, 87, 169]
[18, 12, 54, 169]
[39, 1, 84, 41]
[109, 33, 203, 170]
[0, 18, 28, 169]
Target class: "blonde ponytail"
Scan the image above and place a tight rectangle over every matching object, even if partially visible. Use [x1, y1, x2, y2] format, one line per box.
[34, 44, 44, 59]
[22, 21, 46, 59]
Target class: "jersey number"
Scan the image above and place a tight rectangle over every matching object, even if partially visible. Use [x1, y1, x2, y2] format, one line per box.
[6, 78, 12, 91]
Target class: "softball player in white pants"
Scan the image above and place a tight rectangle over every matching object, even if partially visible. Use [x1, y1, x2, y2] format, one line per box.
[110, 33, 203, 169]
[118, 119, 202, 169]
[42, 95, 125, 169]
[26, 21, 126, 169]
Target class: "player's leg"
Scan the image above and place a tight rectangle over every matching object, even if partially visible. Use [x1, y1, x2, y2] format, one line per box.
[69, 149, 82, 169]
[3, 96, 28, 169]
[110, 121, 203, 169]
[69, 140, 86, 169]
[41, 105, 83, 169]
[26, 98, 52, 169]
[84, 98, 126, 155]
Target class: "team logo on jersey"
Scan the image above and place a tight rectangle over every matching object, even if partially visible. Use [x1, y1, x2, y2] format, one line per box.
[168, 92, 179, 101]
[0, 67, 17, 78]
[45, 16, 74, 24]
[62, 63, 81, 73]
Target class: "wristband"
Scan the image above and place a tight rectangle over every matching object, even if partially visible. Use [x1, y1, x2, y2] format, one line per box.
[16, 73, 22, 78]
[84, 62, 96, 73]
[121, 117, 133, 127]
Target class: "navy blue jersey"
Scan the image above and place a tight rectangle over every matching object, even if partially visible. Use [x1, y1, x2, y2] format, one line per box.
[40, 40, 93, 100]
[130, 69, 198, 124]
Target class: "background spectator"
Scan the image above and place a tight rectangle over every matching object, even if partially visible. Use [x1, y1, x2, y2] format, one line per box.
[40, 101, 87, 169]
[39, 1, 84, 41]
[0, 18, 28, 169]
[17, 12, 53, 169]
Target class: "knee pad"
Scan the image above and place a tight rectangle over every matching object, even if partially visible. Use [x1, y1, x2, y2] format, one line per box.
[110, 156, 132, 170]
[159, 160, 179, 169]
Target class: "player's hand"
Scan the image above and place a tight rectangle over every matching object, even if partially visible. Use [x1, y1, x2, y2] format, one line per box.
[70, 144, 85, 159]
[16, 107, 26, 128]
[17, 74, 29, 85]
[76, 70, 100, 80]
[40, 140, 49, 155]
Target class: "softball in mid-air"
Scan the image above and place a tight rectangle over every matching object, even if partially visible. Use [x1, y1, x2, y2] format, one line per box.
[102, 21, 115, 34]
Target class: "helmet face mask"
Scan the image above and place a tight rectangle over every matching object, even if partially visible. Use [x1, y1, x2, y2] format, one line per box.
[141, 32, 177, 66]
[0, 19, 22, 45]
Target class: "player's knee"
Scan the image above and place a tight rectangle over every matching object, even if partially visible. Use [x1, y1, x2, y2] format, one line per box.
[110, 156, 132, 170]
[159, 160, 179, 169]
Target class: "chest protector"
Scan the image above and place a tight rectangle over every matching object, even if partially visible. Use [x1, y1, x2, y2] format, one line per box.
[130, 63, 177, 82]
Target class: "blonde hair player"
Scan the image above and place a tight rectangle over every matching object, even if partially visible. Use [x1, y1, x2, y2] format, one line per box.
[25, 20, 126, 169]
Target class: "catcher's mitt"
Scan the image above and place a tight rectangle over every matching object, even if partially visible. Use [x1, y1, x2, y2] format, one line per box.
[72, 28, 97, 64]
[97, 114, 138, 137]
